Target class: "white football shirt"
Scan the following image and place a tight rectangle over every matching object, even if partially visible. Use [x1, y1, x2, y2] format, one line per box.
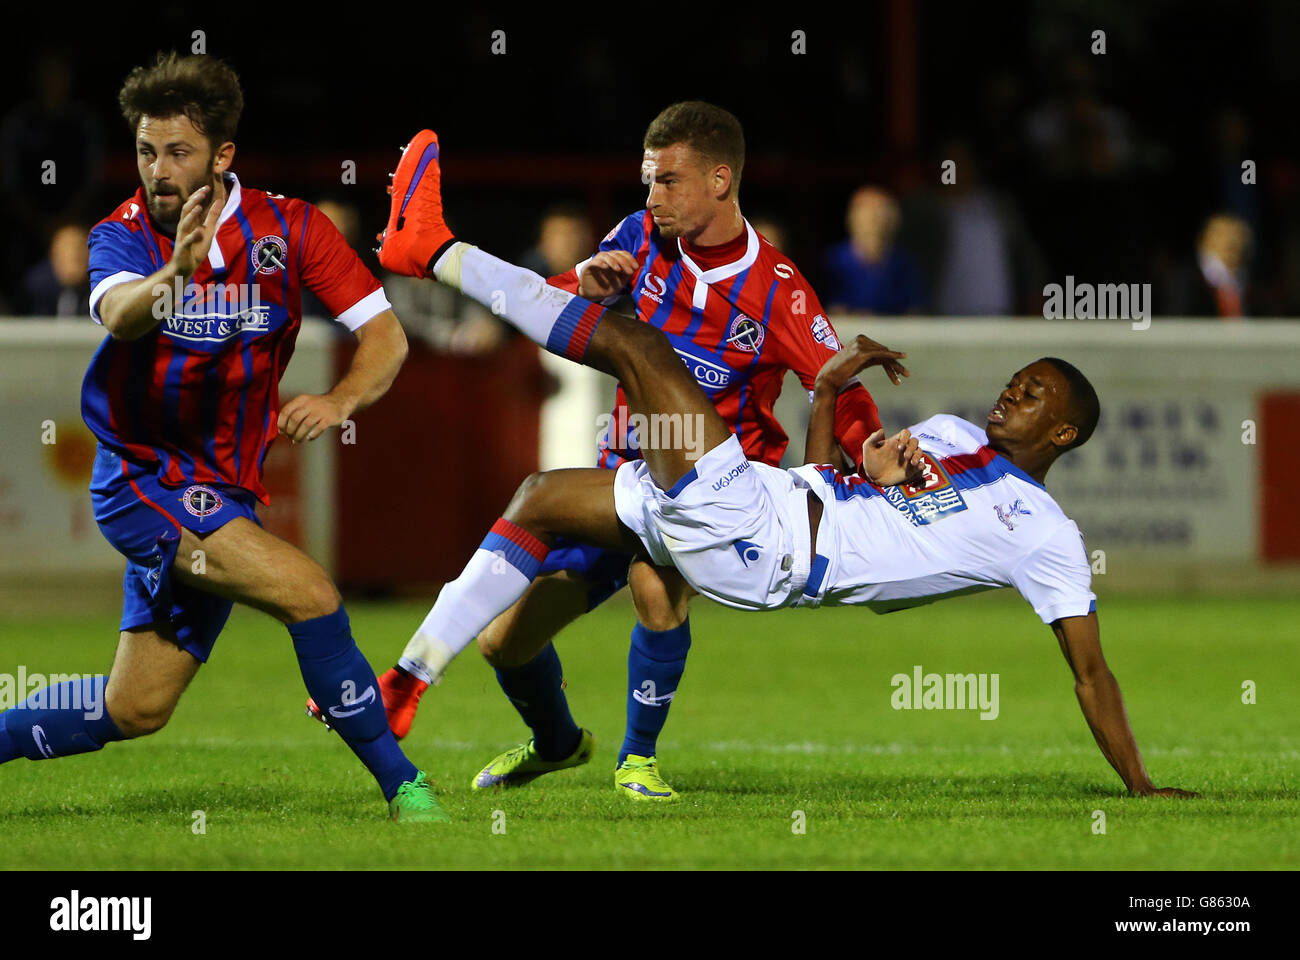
[791, 415, 1096, 623]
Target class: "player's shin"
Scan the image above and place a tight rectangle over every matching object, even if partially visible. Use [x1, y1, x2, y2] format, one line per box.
[431, 244, 605, 364]
[620, 620, 692, 764]
[0, 676, 125, 764]
[286, 606, 418, 802]
[400, 519, 549, 685]
[494, 645, 583, 761]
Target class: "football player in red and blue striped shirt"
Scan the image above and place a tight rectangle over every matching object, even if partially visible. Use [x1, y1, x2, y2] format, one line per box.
[368, 104, 901, 802]
[0, 52, 447, 822]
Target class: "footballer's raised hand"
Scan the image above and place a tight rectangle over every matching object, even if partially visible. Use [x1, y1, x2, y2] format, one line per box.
[861, 427, 926, 486]
[578, 250, 639, 299]
[278, 393, 352, 444]
[172, 181, 225, 279]
[815, 334, 910, 393]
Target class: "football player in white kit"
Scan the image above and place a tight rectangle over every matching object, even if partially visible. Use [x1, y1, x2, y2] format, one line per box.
[378, 137, 1196, 798]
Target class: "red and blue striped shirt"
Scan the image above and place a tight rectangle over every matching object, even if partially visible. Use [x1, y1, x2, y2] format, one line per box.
[82, 173, 390, 503]
[549, 211, 880, 470]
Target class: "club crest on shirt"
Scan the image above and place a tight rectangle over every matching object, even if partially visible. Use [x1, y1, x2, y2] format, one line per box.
[810, 314, 841, 351]
[994, 498, 1033, 531]
[251, 235, 288, 275]
[726, 313, 765, 352]
[883, 452, 968, 526]
[181, 485, 224, 519]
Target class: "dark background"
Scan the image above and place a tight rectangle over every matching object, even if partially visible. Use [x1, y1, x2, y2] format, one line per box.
[4, 1, 1298, 314]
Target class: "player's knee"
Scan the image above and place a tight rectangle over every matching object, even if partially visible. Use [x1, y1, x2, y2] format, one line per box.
[477, 629, 509, 668]
[630, 580, 677, 631]
[477, 622, 530, 670]
[282, 568, 342, 624]
[636, 603, 687, 633]
[107, 696, 176, 738]
[504, 471, 555, 528]
[630, 566, 690, 631]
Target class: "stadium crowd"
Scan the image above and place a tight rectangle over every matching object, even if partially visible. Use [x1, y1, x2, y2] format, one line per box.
[1, 38, 1295, 326]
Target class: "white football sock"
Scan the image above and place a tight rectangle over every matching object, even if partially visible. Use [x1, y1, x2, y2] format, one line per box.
[432, 243, 603, 361]
[399, 518, 549, 684]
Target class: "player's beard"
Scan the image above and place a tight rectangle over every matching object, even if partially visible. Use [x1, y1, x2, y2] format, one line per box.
[147, 171, 217, 231]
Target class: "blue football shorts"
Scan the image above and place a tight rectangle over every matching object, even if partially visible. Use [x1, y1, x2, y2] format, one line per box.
[89, 444, 262, 662]
[538, 538, 632, 611]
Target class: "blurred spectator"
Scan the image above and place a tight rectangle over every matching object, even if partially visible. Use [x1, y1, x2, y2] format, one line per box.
[521, 203, 595, 278]
[303, 199, 363, 323]
[902, 140, 1047, 316]
[750, 216, 787, 252]
[316, 199, 363, 250]
[1209, 107, 1259, 234]
[822, 187, 926, 315]
[0, 52, 103, 299]
[1164, 214, 1253, 318]
[22, 222, 89, 316]
[1023, 54, 1135, 181]
[1018, 54, 1152, 285]
[448, 203, 596, 354]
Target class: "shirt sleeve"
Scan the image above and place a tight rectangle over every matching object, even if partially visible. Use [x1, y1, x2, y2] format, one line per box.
[299, 204, 390, 331]
[87, 220, 152, 324]
[770, 278, 881, 470]
[1009, 520, 1098, 625]
[547, 212, 647, 299]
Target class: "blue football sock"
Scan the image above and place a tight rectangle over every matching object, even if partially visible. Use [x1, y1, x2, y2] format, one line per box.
[287, 607, 418, 802]
[494, 644, 581, 761]
[620, 619, 691, 765]
[0, 676, 125, 763]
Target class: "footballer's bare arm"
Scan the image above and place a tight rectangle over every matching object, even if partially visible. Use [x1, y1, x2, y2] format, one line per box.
[805, 335, 918, 482]
[805, 334, 909, 466]
[1052, 612, 1198, 798]
[278, 310, 408, 443]
[99, 183, 225, 341]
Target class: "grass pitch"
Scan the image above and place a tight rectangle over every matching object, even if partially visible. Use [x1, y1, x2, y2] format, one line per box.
[1, 591, 1296, 869]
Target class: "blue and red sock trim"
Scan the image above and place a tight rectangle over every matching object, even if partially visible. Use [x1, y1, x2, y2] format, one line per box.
[545, 298, 605, 363]
[479, 518, 550, 579]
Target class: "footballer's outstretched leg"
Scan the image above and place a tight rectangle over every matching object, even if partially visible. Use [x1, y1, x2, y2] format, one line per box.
[340, 129, 733, 699]
[377, 130, 732, 490]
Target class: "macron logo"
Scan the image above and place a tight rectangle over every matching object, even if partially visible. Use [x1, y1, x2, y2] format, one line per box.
[733, 539, 762, 567]
[712, 460, 751, 492]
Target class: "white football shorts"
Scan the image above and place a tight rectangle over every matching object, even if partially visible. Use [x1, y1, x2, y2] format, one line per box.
[612, 435, 829, 611]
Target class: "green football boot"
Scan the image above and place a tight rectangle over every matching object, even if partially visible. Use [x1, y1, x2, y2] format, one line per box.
[388, 771, 452, 823]
[471, 729, 596, 789]
[614, 754, 678, 802]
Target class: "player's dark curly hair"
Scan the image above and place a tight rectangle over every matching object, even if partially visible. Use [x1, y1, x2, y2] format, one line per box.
[118, 52, 243, 150]
[644, 101, 745, 192]
[1040, 357, 1100, 450]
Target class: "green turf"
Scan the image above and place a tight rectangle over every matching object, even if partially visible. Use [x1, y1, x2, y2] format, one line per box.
[1, 591, 1296, 869]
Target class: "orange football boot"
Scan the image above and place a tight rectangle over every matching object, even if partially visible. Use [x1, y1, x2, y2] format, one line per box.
[305, 667, 429, 740]
[376, 129, 455, 278]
